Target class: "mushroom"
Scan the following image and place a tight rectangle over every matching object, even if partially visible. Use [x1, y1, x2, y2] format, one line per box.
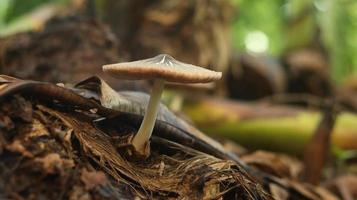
[102, 54, 222, 157]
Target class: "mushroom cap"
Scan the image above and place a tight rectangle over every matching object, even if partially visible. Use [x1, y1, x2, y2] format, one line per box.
[102, 54, 222, 83]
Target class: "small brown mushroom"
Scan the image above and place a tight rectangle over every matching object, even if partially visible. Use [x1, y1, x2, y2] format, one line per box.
[103, 54, 221, 157]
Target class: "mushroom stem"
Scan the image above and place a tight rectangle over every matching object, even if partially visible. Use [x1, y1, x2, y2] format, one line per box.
[132, 79, 165, 154]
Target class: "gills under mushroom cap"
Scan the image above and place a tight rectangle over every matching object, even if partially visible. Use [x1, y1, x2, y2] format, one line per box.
[103, 54, 222, 83]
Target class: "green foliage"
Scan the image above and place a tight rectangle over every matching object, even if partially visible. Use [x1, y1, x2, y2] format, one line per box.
[320, 0, 357, 82]
[0, 0, 10, 26]
[0, 0, 69, 36]
[284, 0, 316, 50]
[232, 0, 357, 82]
[232, 0, 285, 55]
[4, 0, 53, 23]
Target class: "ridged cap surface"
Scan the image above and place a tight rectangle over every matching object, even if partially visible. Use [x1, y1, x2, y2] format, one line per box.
[103, 54, 222, 83]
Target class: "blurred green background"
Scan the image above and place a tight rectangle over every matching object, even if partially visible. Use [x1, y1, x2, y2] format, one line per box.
[1, 0, 356, 82]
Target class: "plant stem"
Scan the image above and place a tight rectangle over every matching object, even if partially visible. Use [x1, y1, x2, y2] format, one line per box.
[132, 79, 165, 154]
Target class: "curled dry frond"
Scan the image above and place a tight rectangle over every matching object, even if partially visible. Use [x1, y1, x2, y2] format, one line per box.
[39, 105, 267, 199]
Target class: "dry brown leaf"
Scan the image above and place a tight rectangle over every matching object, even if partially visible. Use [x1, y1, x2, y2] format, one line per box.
[314, 186, 340, 200]
[325, 174, 357, 200]
[269, 183, 289, 200]
[284, 180, 339, 200]
[242, 151, 302, 179]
